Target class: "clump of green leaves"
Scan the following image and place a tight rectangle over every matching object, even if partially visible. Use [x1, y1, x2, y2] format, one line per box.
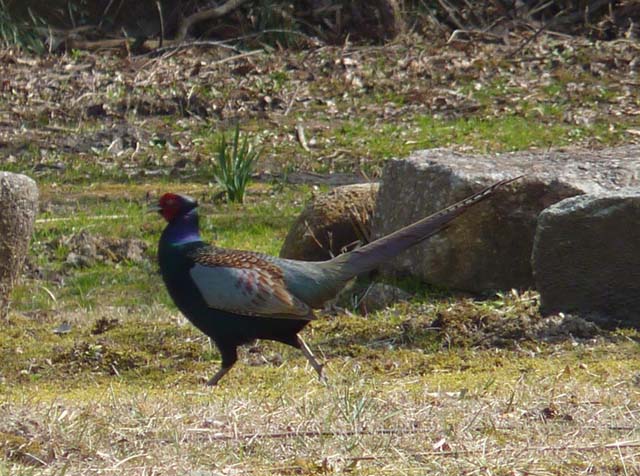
[212, 124, 261, 204]
[0, 1, 45, 53]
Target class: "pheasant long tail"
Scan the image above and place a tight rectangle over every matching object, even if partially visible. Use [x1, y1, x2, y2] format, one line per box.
[327, 176, 521, 277]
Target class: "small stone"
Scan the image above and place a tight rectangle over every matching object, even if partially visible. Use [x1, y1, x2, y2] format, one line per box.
[52, 322, 72, 335]
[65, 252, 94, 268]
[359, 282, 412, 312]
[334, 281, 411, 313]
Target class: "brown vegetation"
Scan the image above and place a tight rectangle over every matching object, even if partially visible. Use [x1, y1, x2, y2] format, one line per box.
[4, 0, 640, 52]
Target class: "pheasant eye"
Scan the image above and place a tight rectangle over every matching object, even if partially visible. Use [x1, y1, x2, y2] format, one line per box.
[160, 194, 179, 208]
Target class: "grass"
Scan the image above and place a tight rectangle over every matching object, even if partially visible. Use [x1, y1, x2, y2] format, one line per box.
[2, 39, 640, 474]
[209, 124, 261, 203]
[1, 302, 639, 474]
[328, 114, 625, 171]
[0, 2, 44, 53]
[2, 182, 640, 475]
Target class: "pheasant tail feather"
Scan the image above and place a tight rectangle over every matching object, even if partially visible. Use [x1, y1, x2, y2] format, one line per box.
[327, 176, 520, 277]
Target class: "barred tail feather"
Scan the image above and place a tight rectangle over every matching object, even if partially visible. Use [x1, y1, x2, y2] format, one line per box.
[327, 176, 521, 277]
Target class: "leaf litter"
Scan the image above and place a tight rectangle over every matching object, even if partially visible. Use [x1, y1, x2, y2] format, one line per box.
[1, 32, 640, 474]
[0, 33, 638, 181]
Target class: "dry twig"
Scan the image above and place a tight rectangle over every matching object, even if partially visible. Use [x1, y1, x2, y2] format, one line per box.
[175, 0, 252, 41]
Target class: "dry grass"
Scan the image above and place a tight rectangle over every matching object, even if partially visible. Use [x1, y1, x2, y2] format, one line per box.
[2, 34, 640, 474]
[1, 300, 639, 475]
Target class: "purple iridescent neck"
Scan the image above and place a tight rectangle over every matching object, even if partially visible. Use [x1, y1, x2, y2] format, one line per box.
[161, 209, 202, 245]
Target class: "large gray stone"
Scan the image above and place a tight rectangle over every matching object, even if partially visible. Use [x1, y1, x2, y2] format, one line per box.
[372, 146, 640, 293]
[280, 183, 379, 261]
[0, 172, 38, 317]
[533, 191, 640, 327]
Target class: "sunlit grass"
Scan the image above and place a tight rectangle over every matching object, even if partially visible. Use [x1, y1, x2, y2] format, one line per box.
[2, 39, 640, 474]
[2, 177, 640, 475]
[11, 182, 310, 313]
[329, 115, 626, 170]
[1, 298, 639, 475]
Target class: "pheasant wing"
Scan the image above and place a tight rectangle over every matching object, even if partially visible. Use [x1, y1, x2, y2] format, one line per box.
[187, 247, 314, 320]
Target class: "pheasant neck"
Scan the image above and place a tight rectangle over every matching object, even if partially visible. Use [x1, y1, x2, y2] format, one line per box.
[162, 209, 202, 245]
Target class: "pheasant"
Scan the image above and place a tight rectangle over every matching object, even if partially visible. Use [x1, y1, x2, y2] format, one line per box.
[154, 177, 518, 385]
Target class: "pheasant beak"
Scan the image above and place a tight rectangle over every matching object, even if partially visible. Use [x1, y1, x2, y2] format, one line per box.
[147, 204, 162, 214]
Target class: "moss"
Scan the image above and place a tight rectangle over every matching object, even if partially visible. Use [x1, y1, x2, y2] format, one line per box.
[0, 431, 44, 466]
[1, 37, 639, 475]
[51, 341, 143, 375]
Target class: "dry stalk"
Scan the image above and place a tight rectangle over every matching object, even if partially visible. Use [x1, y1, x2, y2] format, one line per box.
[185, 427, 432, 440]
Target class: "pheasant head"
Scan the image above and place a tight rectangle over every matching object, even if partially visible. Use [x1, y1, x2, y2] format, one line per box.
[154, 193, 198, 222]
[154, 193, 201, 244]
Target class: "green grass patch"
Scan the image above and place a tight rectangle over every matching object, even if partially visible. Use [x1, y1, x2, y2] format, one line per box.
[327, 114, 627, 172]
[12, 183, 309, 313]
[3, 40, 640, 473]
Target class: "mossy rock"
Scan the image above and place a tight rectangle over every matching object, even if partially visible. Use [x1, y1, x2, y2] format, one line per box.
[0, 172, 38, 317]
[280, 183, 379, 261]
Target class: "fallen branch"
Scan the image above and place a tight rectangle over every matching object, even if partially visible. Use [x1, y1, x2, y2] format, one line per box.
[140, 40, 242, 58]
[295, 124, 311, 152]
[185, 427, 430, 440]
[36, 215, 129, 224]
[175, 0, 252, 41]
[435, 0, 467, 30]
[551, 0, 612, 27]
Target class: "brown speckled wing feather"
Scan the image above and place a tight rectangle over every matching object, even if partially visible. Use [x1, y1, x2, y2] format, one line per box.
[187, 247, 314, 320]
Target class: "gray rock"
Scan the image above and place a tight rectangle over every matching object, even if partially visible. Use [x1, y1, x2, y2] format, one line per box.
[533, 314, 601, 341]
[372, 146, 640, 293]
[334, 281, 412, 313]
[532, 190, 640, 327]
[358, 282, 412, 313]
[280, 183, 379, 261]
[0, 172, 38, 316]
[52, 322, 73, 335]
